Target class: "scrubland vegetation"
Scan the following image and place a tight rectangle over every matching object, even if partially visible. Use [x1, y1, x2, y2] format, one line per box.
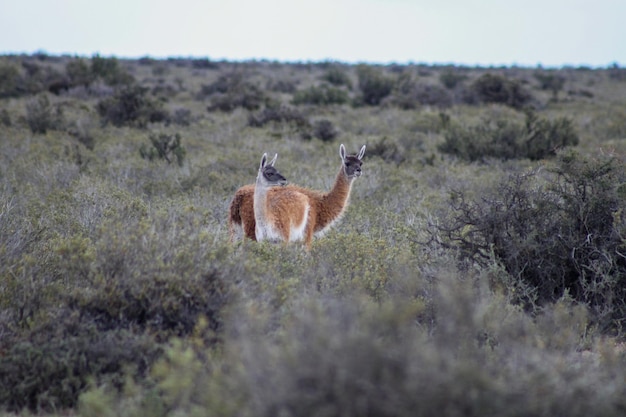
[2, 53, 626, 416]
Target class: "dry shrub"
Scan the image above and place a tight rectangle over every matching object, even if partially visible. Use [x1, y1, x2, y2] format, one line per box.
[439, 110, 579, 161]
[97, 85, 168, 128]
[433, 152, 626, 333]
[200, 72, 268, 111]
[469, 73, 532, 109]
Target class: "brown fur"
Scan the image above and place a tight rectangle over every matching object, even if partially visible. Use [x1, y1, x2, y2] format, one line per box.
[228, 184, 256, 242]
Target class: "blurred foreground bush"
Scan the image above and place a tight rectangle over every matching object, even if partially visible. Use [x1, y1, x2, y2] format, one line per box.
[0, 190, 232, 411]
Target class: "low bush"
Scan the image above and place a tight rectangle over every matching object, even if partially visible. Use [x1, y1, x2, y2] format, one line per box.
[389, 74, 453, 109]
[366, 136, 407, 164]
[0, 191, 233, 412]
[91, 54, 134, 86]
[433, 152, 626, 333]
[97, 85, 168, 128]
[200, 72, 268, 111]
[438, 110, 579, 161]
[0, 317, 159, 412]
[312, 119, 339, 142]
[24, 94, 65, 133]
[322, 66, 353, 89]
[267, 79, 298, 93]
[469, 73, 532, 109]
[355, 65, 395, 106]
[292, 85, 349, 106]
[0, 107, 10, 126]
[248, 105, 311, 131]
[66, 58, 96, 88]
[191, 58, 219, 70]
[0, 62, 21, 98]
[534, 71, 566, 101]
[140, 132, 186, 166]
[439, 68, 468, 89]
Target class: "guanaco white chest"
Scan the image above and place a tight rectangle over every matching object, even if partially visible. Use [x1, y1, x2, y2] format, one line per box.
[254, 153, 312, 244]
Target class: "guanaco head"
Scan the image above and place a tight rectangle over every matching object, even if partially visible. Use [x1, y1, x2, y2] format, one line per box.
[339, 144, 366, 179]
[258, 153, 288, 187]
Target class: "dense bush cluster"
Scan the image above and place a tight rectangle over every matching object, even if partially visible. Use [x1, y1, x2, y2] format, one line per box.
[355, 64, 395, 105]
[439, 110, 579, 161]
[0, 55, 133, 99]
[434, 152, 626, 332]
[248, 104, 310, 130]
[200, 72, 268, 111]
[469, 73, 531, 109]
[534, 70, 566, 101]
[292, 85, 349, 105]
[0, 182, 233, 411]
[24, 93, 65, 133]
[390, 74, 453, 109]
[97, 85, 168, 128]
[322, 66, 353, 88]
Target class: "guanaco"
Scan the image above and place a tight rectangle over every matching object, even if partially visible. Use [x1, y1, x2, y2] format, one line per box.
[228, 144, 366, 247]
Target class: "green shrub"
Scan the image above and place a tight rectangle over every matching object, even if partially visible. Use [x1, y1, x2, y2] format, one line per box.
[439, 68, 468, 89]
[438, 110, 578, 161]
[267, 78, 298, 93]
[534, 71, 566, 101]
[292, 85, 349, 105]
[191, 58, 219, 70]
[0, 62, 21, 98]
[366, 136, 407, 164]
[322, 67, 353, 89]
[312, 119, 338, 142]
[433, 152, 626, 333]
[390, 74, 453, 109]
[200, 72, 268, 111]
[95, 288, 615, 417]
[355, 65, 395, 106]
[97, 85, 168, 128]
[140, 132, 186, 166]
[66, 58, 96, 88]
[523, 111, 579, 160]
[0, 318, 159, 412]
[91, 54, 134, 86]
[469, 73, 531, 109]
[24, 94, 65, 133]
[20, 60, 63, 95]
[0, 107, 11, 126]
[248, 105, 311, 130]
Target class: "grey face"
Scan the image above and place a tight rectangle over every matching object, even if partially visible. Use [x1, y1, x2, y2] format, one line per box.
[343, 155, 363, 178]
[263, 165, 288, 185]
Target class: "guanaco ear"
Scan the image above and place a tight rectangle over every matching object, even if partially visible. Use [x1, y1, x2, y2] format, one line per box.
[260, 153, 268, 170]
[357, 145, 366, 160]
[269, 153, 278, 166]
[339, 144, 346, 161]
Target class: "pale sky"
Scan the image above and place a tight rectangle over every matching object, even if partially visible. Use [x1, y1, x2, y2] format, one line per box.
[1, 0, 624, 67]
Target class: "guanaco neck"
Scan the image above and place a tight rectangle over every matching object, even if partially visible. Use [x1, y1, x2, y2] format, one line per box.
[316, 167, 354, 228]
[254, 175, 271, 230]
